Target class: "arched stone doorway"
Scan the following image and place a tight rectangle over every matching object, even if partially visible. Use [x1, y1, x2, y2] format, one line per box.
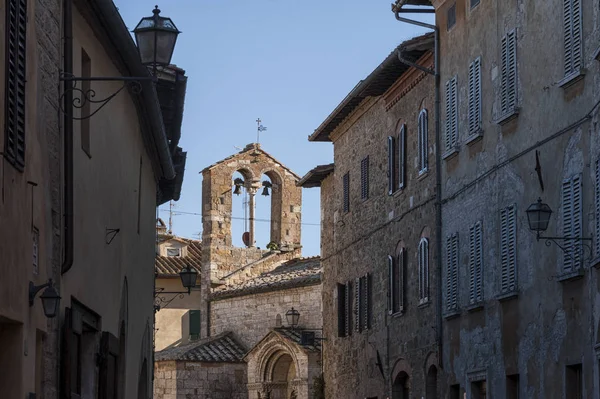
[426, 365, 438, 399]
[264, 352, 298, 399]
[392, 371, 409, 399]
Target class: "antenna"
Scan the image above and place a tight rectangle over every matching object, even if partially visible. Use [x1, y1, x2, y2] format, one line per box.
[256, 118, 267, 145]
[168, 200, 174, 234]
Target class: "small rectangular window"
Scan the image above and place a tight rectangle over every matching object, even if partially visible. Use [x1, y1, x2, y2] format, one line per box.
[361, 156, 369, 200]
[447, 3, 456, 30]
[398, 125, 406, 189]
[388, 136, 396, 195]
[566, 364, 582, 399]
[506, 374, 519, 399]
[166, 248, 181, 257]
[337, 283, 346, 337]
[595, 159, 600, 257]
[81, 49, 92, 157]
[343, 172, 350, 213]
[388, 250, 405, 314]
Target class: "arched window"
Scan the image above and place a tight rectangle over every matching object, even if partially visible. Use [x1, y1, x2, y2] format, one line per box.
[388, 247, 405, 315]
[418, 237, 429, 304]
[418, 109, 428, 174]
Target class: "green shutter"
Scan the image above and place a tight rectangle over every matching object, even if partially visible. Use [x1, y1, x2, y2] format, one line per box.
[189, 310, 201, 340]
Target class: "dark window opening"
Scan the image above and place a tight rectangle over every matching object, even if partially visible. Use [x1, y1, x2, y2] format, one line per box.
[506, 374, 519, 399]
[343, 172, 350, 213]
[447, 3, 457, 30]
[471, 380, 487, 399]
[361, 156, 369, 200]
[449, 384, 460, 399]
[566, 364, 583, 399]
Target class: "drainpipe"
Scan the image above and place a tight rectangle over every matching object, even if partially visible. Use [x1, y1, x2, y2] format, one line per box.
[393, 3, 443, 370]
[61, 0, 74, 275]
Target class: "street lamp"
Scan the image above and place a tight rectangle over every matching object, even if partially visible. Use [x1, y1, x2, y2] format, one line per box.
[133, 6, 181, 69]
[29, 279, 61, 318]
[285, 307, 300, 329]
[154, 265, 198, 312]
[179, 266, 198, 293]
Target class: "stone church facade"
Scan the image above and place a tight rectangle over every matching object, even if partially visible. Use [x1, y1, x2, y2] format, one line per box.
[153, 144, 323, 399]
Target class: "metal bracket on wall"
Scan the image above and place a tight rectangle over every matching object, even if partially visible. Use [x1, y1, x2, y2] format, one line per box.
[105, 228, 121, 245]
[59, 73, 156, 120]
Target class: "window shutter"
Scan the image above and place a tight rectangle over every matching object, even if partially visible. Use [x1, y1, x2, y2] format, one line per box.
[345, 281, 352, 336]
[469, 222, 483, 304]
[4, 0, 27, 169]
[189, 310, 201, 340]
[337, 284, 346, 337]
[563, 175, 582, 270]
[361, 157, 369, 200]
[594, 159, 600, 257]
[388, 136, 396, 195]
[501, 206, 517, 293]
[450, 77, 458, 149]
[446, 234, 459, 311]
[419, 110, 428, 172]
[364, 274, 372, 330]
[469, 58, 482, 135]
[475, 222, 483, 302]
[388, 255, 394, 314]
[564, 0, 582, 76]
[398, 249, 405, 312]
[354, 277, 361, 332]
[501, 31, 517, 114]
[445, 79, 452, 151]
[343, 172, 350, 213]
[399, 125, 406, 189]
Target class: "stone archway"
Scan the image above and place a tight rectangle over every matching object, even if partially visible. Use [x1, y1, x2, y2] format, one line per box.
[264, 351, 298, 399]
[392, 371, 409, 399]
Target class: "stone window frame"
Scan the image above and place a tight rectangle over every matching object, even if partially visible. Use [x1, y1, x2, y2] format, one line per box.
[418, 109, 429, 175]
[388, 247, 405, 315]
[418, 237, 430, 305]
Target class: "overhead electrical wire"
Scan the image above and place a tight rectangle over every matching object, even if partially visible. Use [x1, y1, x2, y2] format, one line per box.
[159, 209, 320, 226]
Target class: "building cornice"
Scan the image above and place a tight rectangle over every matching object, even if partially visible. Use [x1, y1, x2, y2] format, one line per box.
[382, 51, 433, 111]
[329, 97, 379, 143]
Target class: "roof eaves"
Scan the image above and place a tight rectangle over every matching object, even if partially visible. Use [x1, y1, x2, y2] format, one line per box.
[298, 163, 335, 188]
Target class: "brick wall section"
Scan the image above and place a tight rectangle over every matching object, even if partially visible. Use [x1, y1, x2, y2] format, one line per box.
[211, 284, 323, 349]
[320, 57, 440, 398]
[154, 360, 247, 399]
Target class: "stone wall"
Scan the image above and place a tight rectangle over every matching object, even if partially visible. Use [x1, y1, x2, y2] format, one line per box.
[211, 284, 323, 349]
[154, 360, 247, 399]
[319, 52, 439, 398]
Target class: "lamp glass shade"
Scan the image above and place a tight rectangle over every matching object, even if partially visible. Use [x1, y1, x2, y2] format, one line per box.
[133, 7, 180, 66]
[285, 307, 300, 328]
[40, 286, 60, 318]
[526, 198, 552, 232]
[179, 266, 198, 289]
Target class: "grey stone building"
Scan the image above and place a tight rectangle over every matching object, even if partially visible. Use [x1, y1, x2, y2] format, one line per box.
[302, 33, 442, 398]
[394, 0, 600, 397]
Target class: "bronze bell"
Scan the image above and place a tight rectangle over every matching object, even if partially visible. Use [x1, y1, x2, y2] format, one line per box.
[233, 185, 242, 195]
[261, 186, 270, 196]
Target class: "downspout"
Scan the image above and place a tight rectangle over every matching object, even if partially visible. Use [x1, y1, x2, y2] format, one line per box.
[61, 0, 74, 275]
[393, 3, 443, 371]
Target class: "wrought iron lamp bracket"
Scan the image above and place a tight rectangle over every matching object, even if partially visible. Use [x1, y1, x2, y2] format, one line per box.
[153, 287, 192, 312]
[59, 73, 157, 121]
[536, 232, 593, 264]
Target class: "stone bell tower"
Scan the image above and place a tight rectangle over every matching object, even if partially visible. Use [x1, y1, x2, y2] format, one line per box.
[200, 143, 302, 281]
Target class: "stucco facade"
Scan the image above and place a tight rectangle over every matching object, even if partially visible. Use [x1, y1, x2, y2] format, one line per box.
[305, 35, 442, 398]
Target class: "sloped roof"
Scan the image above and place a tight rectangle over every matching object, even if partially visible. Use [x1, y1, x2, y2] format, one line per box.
[155, 332, 246, 363]
[200, 143, 302, 181]
[155, 238, 202, 277]
[275, 328, 322, 352]
[298, 164, 334, 188]
[309, 32, 434, 142]
[212, 256, 321, 300]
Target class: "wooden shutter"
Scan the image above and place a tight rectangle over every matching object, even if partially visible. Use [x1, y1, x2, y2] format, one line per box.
[469, 58, 482, 135]
[399, 125, 406, 189]
[563, 175, 582, 270]
[501, 31, 517, 114]
[4, 0, 27, 170]
[343, 172, 350, 213]
[564, 0, 582, 76]
[388, 255, 394, 314]
[419, 110, 428, 172]
[446, 234, 459, 311]
[365, 274, 372, 330]
[354, 277, 361, 332]
[398, 249, 405, 313]
[99, 332, 120, 399]
[361, 157, 369, 200]
[501, 206, 517, 293]
[595, 160, 600, 257]
[189, 310, 201, 340]
[469, 222, 483, 304]
[345, 281, 352, 336]
[337, 284, 346, 337]
[388, 136, 396, 195]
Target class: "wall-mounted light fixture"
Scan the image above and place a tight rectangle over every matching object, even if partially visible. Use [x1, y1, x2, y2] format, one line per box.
[285, 307, 300, 329]
[526, 197, 593, 261]
[29, 279, 61, 318]
[154, 265, 198, 312]
[60, 6, 181, 120]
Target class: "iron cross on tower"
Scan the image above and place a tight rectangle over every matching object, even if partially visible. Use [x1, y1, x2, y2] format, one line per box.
[256, 118, 267, 145]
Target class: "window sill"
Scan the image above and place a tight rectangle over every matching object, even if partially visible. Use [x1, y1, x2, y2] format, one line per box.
[418, 300, 430, 308]
[417, 170, 429, 181]
[465, 130, 484, 145]
[392, 187, 405, 198]
[442, 147, 459, 161]
[496, 107, 520, 126]
[444, 309, 461, 320]
[466, 303, 484, 313]
[390, 310, 404, 318]
[592, 256, 600, 269]
[558, 69, 585, 89]
[557, 268, 584, 283]
[497, 291, 518, 302]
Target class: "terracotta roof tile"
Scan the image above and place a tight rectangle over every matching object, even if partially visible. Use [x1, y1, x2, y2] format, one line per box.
[155, 239, 202, 277]
[155, 332, 246, 362]
[212, 256, 321, 300]
[275, 328, 322, 352]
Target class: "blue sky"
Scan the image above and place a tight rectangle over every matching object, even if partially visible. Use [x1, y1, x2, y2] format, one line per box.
[114, 0, 431, 257]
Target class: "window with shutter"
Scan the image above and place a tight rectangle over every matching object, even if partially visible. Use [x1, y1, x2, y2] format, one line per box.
[361, 156, 369, 200]
[595, 160, 600, 258]
[354, 277, 361, 332]
[398, 249, 405, 312]
[398, 124, 406, 189]
[418, 238, 430, 304]
[446, 233, 459, 311]
[500, 205, 517, 293]
[562, 175, 583, 271]
[343, 172, 350, 213]
[4, 0, 27, 170]
[501, 31, 517, 115]
[337, 284, 346, 337]
[445, 77, 458, 153]
[388, 255, 394, 314]
[189, 310, 201, 341]
[365, 273, 372, 329]
[447, 2, 456, 30]
[418, 109, 429, 174]
[468, 58, 482, 136]
[388, 136, 396, 195]
[345, 281, 352, 336]
[564, 0, 582, 77]
[389, 250, 405, 314]
[469, 222, 484, 304]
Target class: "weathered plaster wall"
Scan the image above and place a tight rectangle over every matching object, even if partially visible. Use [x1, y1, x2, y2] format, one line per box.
[154, 360, 247, 399]
[320, 62, 439, 399]
[211, 284, 322, 350]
